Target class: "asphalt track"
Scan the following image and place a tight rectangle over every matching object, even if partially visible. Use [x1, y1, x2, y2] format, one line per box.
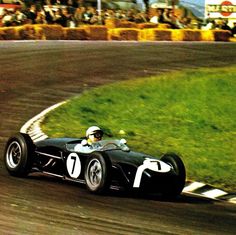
[0, 41, 236, 234]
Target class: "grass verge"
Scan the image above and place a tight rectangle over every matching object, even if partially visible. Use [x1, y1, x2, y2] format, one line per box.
[42, 66, 236, 192]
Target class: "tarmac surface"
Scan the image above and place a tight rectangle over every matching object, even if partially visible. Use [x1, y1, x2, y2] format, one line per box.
[0, 41, 236, 234]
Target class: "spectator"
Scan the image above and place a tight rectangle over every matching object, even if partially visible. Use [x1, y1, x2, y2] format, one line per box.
[214, 18, 224, 29]
[126, 9, 136, 22]
[134, 12, 149, 23]
[35, 9, 47, 24]
[54, 8, 70, 27]
[56, 7, 74, 27]
[150, 9, 164, 24]
[67, 0, 77, 10]
[181, 17, 191, 29]
[82, 7, 93, 24]
[163, 8, 172, 24]
[27, 4, 37, 24]
[168, 10, 184, 29]
[221, 20, 231, 31]
[74, 7, 83, 26]
[90, 11, 100, 25]
[231, 22, 236, 37]
[14, 8, 27, 25]
[53, 0, 64, 5]
[53, 8, 63, 25]
[67, 0, 76, 14]
[203, 19, 215, 30]
[44, 5, 55, 24]
[104, 9, 116, 20]
[2, 10, 14, 26]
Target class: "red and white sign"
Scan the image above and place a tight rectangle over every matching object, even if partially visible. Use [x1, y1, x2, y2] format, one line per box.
[205, 0, 236, 18]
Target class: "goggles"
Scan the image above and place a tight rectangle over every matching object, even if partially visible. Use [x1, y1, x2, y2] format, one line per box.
[90, 132, 103, 138]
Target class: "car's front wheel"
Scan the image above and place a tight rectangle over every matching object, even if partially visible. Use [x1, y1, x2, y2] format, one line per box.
[84, 153, 111, 194]
[161, 153, 186, 198]
[4, 133, 34, 177]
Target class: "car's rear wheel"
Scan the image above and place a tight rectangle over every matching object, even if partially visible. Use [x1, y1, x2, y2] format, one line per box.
[4, 133, 35, 177]
[161, 153, 186, 198]
[84, 153, 111, 194]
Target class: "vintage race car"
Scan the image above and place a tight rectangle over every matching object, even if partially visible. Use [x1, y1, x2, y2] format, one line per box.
[4, 132, 186, 197]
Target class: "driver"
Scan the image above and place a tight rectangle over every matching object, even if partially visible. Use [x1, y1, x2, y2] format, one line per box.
[74, 126, 103, 152]
[86, 126, 104, 144]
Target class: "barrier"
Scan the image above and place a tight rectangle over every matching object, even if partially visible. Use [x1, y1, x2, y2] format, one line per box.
[0, 27, 18, 40]
[109, 28, 140, 41]
[136, 23, 158, 29]
[0, 24, 233, 42]
[17, 25, 44, 40]
[201, 30, 215, 41]
[105, 19, 137, 29]
[140, 29, 172, 41]
[38, 25, 64, 40]
[212, 30, 231, 42]
[83, 25, 108, 40]
[172, 29, 202, 41]
[64, 28, 87, 40]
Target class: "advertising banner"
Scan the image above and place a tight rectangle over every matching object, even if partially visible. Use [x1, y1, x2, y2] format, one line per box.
[205, 0, 236, 18]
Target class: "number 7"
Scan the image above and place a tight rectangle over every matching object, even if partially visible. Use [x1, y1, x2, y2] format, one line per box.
[71, 156, 77, 175]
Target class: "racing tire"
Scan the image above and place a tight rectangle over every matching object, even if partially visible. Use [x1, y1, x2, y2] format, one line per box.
[84, 153, 111, 194]
[161, 153, 186, 198]
[4, 132, 35, 177]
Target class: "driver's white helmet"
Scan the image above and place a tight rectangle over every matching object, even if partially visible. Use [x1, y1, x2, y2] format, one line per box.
[86, 126, 103, 138]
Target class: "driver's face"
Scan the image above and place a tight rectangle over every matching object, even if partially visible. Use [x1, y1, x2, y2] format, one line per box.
[89, 132, 103, 142]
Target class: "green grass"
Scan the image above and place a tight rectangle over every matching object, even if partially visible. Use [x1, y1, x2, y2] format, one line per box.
[42, 66, 236, 192]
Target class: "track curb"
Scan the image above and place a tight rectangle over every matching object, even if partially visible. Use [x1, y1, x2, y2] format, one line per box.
[20, 102, 236, 204]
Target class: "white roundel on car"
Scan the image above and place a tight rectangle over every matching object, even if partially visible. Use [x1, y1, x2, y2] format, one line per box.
[66, 153, 81, 178]
[143, 158, 171, 173]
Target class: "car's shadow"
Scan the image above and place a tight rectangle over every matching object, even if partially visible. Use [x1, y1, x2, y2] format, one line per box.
[26, 172, 216, 205]
[105, 188, 216, 204]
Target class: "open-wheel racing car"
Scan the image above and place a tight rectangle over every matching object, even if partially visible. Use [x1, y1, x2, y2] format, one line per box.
[4, 132, 186, 198]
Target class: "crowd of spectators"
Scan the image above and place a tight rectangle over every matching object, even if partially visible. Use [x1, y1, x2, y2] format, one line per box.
[0, 0, 194, 29]
[0, 0, 150, 27]
[0, 0, 236, 36]
[149, 8, 192, 29]
[203, 19, 236, 36]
